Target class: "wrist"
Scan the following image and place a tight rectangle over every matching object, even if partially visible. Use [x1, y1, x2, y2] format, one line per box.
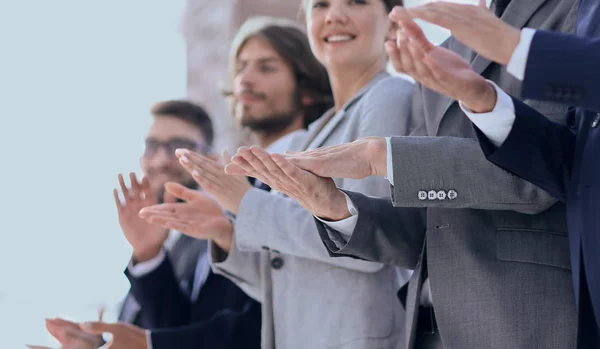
[501, 27, 522, 65]
[463, 81, 497, 113]
[366, 137, 387, 177]
[318, 189, 352, 221]
[132, 245, 163, 263]
[213, 228, 233, 254]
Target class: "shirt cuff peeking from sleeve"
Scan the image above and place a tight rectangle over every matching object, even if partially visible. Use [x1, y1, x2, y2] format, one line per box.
[385, 137, 394, 186]
[506, 28, 536, 81]
[315, 192, 358, 241]
[146, 330, 153, 349]
[459, 80, 517, 147]
[127, 249, 166, 277]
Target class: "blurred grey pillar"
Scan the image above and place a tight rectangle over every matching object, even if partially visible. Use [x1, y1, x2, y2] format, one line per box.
[181, 0, 301, 151]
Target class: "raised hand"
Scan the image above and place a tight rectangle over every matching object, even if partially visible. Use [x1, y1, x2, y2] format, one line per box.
[80, 321, 147, 349]
[27, 318, 104, 349]
[397, 1, 520, 65]
[139, 182, 234, 252]
[227, 137, 387, 181]
[114, 173, 170, 262]
[386, 7, 497, 113]
[224, 146, 351, 220]
[175, 149, 251, 214]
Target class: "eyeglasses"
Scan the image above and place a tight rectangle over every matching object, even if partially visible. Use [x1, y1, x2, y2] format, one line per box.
[143, 138, 210, 157]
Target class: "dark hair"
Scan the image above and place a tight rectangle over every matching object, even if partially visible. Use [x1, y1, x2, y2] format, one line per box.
[301, 0, 403, 15]
[151, 100, 214, 146]
[228, 17, 333, 128]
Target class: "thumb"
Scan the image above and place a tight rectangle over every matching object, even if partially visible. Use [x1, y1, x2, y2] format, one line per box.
[165, 182, 199, 202]
[80, 321, 118, 335]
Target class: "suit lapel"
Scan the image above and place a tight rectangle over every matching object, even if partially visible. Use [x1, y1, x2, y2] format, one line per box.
[435, 0, 549, 135]
[307, 109, 347, 149]
[306, 72, 389, 149]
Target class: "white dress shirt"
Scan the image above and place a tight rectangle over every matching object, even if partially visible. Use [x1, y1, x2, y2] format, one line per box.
[460, 27, 537, 146]
[319, 27, 538, 306]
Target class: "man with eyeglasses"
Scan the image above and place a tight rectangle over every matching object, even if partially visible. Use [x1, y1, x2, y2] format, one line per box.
[36, 100, 261, 349]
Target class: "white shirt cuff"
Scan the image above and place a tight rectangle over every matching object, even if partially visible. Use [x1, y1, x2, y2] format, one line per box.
[146, 330, 153, 349]
[506, 28, 536, 81]
[385, 137, 394, 186]
[315, 192, 358, 239]
[459, 80, 516, 147]
[127, 249, 166, 277]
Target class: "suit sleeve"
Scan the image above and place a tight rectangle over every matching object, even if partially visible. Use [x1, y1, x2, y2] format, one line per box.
[231, 78, 419, 273]
[476, 96, 576, 202]
[125, 257, 191, 328]
[150, 299, 262, 349]
[522, 30, 600, 110]
[209, 237, 265, 303]
[387, 83, 561, 214]
[315, 190, 426, 270]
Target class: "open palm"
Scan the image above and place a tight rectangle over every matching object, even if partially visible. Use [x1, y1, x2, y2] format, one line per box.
[114, 173, 169, 254]
[139, 182, 233, 247]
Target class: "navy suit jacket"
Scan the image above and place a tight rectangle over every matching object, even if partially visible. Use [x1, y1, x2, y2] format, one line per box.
[475, 0, 600, 339]
[125, 255, 261, 349]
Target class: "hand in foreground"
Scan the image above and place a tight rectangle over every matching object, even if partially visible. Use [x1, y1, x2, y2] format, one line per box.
[224, 146, 351, 221]
[398, 1, 521, 65]
[114, 173, 170, 262]
[79, 321, 147, 349]
[138, 182, 234, 252]
[387, 7, 497, 113]
[250, 137, 387, 181]
[175, 148, 251, 214]
[27, 317, 104, 349]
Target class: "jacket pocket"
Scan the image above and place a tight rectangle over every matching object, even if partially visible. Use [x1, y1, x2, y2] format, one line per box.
[496, 228, 571, 270]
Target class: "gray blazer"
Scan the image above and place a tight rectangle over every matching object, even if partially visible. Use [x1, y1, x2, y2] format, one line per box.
[210, 74, 417, 349]
[316, 1, 580, 349]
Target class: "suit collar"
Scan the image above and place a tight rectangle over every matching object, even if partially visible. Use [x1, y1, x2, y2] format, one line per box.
[305, 72, 389, 149]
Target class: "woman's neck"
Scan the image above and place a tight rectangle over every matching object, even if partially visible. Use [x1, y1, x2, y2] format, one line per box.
[328, 60, 387, 111]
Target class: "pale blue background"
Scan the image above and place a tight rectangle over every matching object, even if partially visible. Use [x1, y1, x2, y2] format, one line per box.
[0, 0, 478, 347]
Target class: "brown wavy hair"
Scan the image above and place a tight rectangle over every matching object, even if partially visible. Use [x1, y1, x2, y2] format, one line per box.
[225, 16, 333, 128]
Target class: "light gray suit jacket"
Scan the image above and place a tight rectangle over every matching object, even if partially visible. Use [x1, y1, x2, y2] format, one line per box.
[210, 74, 422, 349]
[316, 1, 580, 349]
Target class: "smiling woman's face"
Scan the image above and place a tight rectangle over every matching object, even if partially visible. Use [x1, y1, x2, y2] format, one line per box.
[305, 0, 393, 72]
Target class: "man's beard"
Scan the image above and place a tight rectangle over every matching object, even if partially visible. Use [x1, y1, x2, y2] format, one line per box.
[240, 91, 302, 134]
[157, 177, 198, 204]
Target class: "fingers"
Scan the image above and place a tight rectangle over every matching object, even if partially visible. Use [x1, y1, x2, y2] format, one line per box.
[230, 153, 257, 177]
[386, 38, 405, 73]
[117, 174, 130, 203]
[164, 182, 200, 202]
[250, 147, 288, 184]
[478, 0, 487, 9]
[129, 172, 141, 198]
[140, 177, 154, 202]
[404, 3, 454, 28]
[144, 215, 192, 232]
[113, 189, 123, 212]
[271, 154, 308, 188]
[80, 321, 118, 335]
[26, 346, 53, 349]
[191, 165, 226, 192]
[224, 162, 247, 175]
